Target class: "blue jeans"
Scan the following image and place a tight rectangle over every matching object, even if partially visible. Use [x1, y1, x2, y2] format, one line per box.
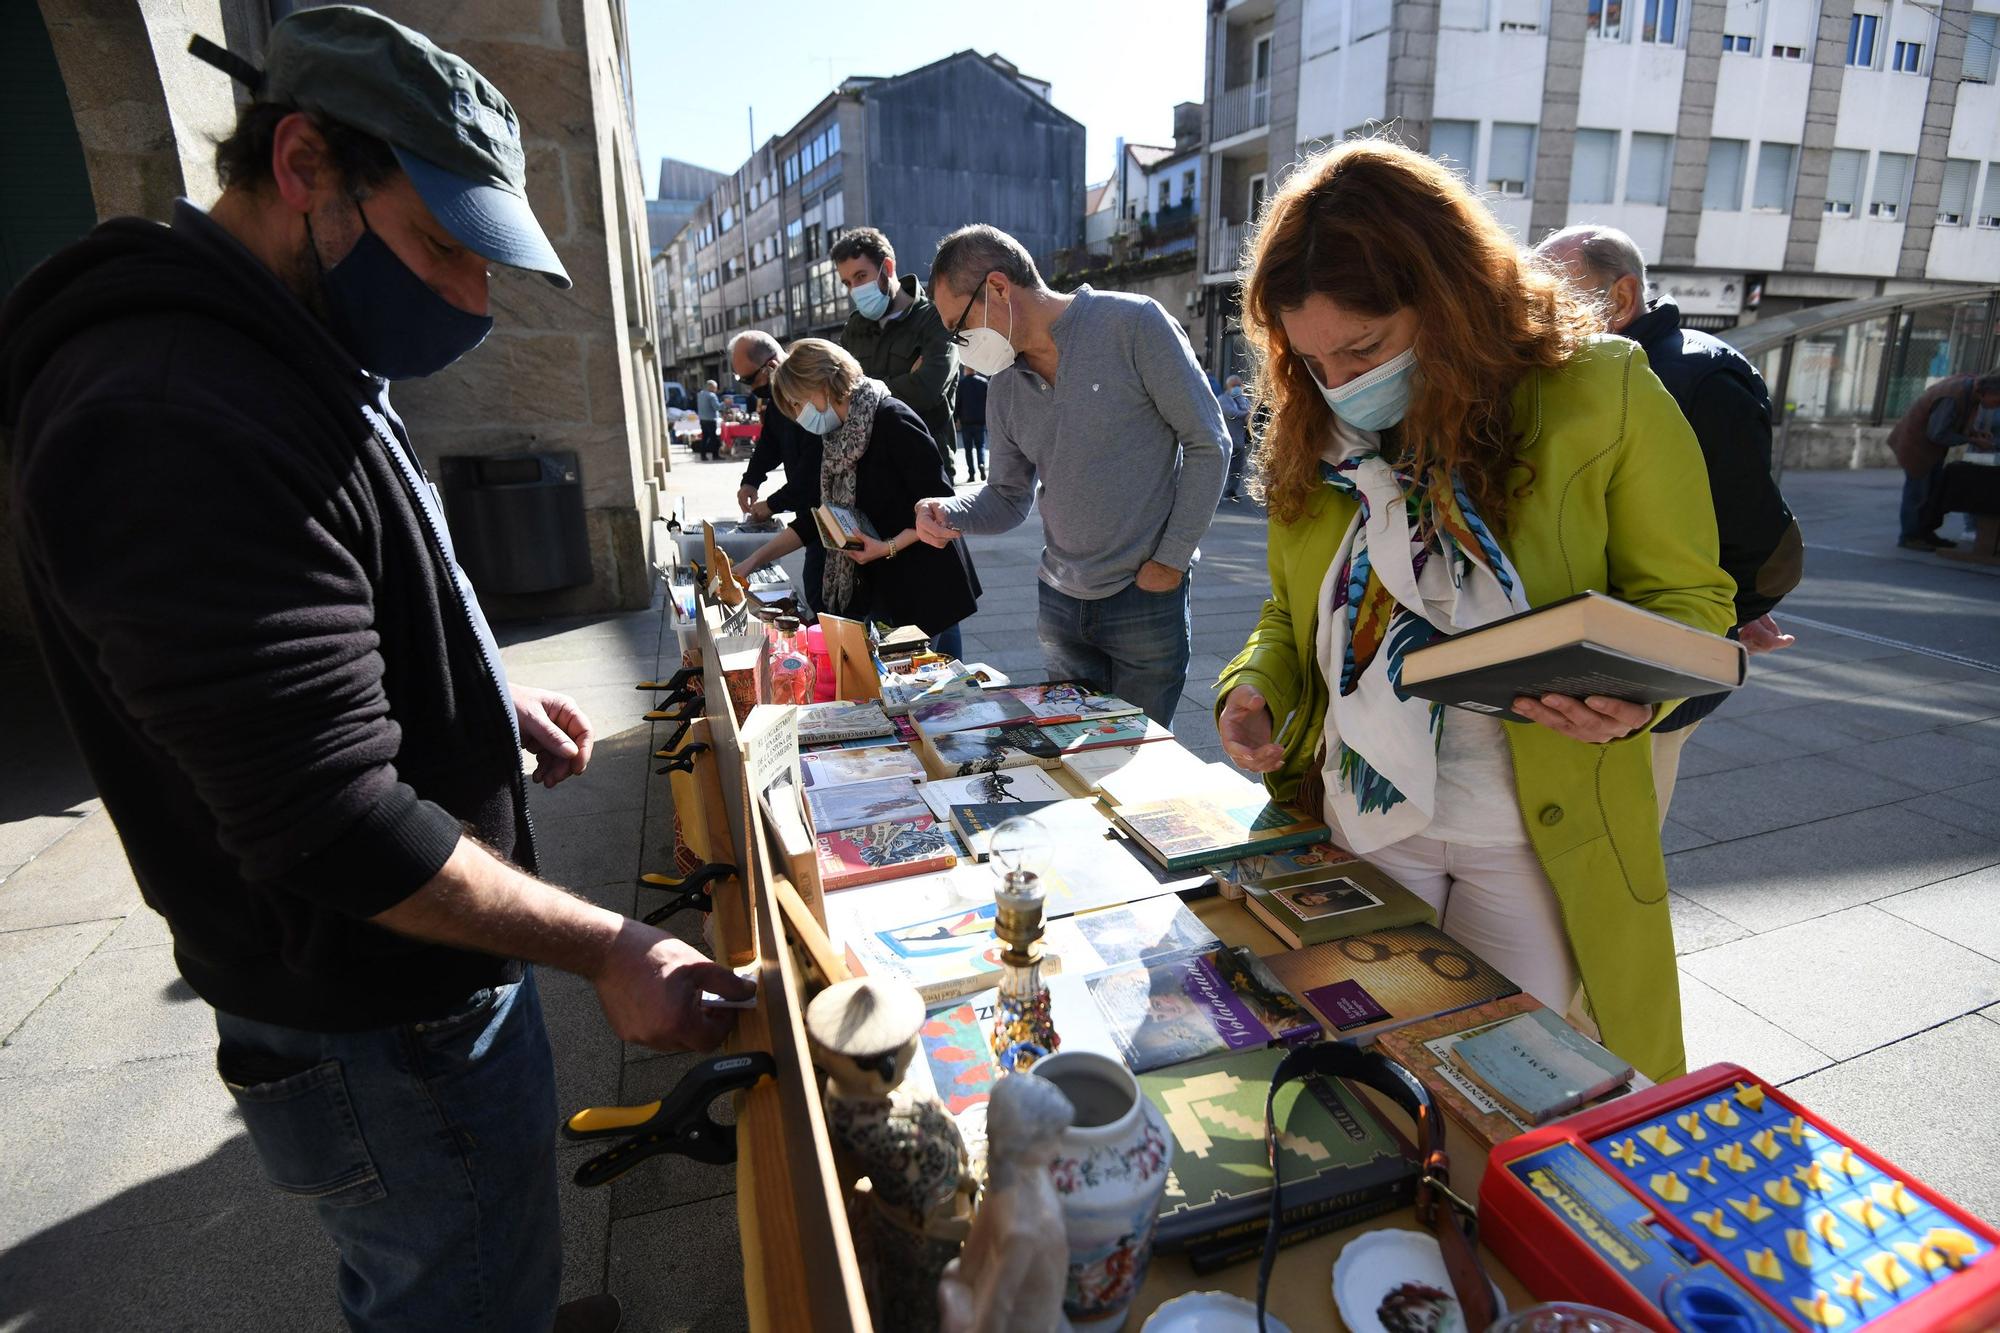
[959, 425, 986, 475]
[214, 971, 561, 1331]
[1901, 462, 1946, 541]
[1037, 576, 1193, 726]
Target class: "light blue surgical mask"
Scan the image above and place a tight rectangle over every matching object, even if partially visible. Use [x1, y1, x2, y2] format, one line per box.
[850, 274, 891, 320]
[795, 401, 841, 435]
[1318, 346, 1417, 432]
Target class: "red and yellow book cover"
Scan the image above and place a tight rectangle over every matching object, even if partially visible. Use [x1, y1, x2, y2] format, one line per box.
[814, 814, 961, 892]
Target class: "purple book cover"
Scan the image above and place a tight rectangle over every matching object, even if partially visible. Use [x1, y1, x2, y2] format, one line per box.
[1086, 953, 1273, 1074]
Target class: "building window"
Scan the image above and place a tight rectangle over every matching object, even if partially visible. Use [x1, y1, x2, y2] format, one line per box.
[1626, 132, 1673, 205]
[1640, 0, 1677, 44]
[1158, 180, 1172, 211]
[1824, 149, 1864, 217]
[1570, 129, 1618, 204]
[1247, 172, 1268, 220]
[1752, 142, 1797, 212]
[1182, 168, 1196, 201]
[1965, 15, 1997, 83]
[1488, 123, 1535, 197]
[1430, 119, 1477, 182]
[1771, 43, 1804, 59]
[1981, 164, 2000, 228]
[1869, 153, 1911, 220]
[1846, 12, 1879, 67]
[1722, 33, 1755, 54]
[1891, 40, 1922, 73]
[1938, 159, 1976, 226]
[1704, 138, 1747, 211]
[1587, 0, 1624, 39]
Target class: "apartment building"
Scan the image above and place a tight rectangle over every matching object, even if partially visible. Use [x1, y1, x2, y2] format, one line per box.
[1197, 0, 2000, 378]
[660, 50, 1085, 388]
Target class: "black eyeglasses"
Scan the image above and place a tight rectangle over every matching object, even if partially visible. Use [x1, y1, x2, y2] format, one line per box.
[944, 270, 996, 348]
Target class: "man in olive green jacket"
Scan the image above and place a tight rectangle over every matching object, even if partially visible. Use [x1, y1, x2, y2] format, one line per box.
[1217, 339, 1736, 1083]
[834, 227, 960, 471]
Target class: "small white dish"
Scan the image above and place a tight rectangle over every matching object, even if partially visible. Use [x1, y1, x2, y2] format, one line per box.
[1332, 1229, 1508, 1333]
[1141, 1290, 1292, 1332]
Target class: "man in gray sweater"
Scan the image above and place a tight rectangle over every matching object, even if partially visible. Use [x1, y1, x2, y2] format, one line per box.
[915, 225, 1228, 725]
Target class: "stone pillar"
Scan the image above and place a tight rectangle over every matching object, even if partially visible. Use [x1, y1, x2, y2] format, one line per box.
[1528, 0, 1590, 244]
[1267, 0, 1306, 183]
[1661, 0, 1727, 266]
[1383, 0, 1442, 151]
[1897, 0, 1973, 279]
[1784, 0, 1857, 272]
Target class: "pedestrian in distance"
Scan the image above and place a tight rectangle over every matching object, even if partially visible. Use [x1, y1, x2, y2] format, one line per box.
[696, 377, 723, 461]
[955, 365, 989, 481]
[1219, 373, 1253, 501]
[1538, 224, 1803, 819]
[1887, 369, 2000, 550]
[915, 224, 1229, 727]
[833, 226, 960, 474]
[0, 9, 746, 1329]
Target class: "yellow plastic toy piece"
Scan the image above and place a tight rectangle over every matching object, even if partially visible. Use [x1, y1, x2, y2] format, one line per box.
[1808, 1210, 1849, 1251]
[1687, 1156, 1719, 1187]
[1820, 1146, 1865, 1180]
[1734, 1081, 1768, 1112]
[1862, 1251, 1914, 1294]
[1765, 1177, 1805, 1208]
[1832, 1271, 1877, 1309]
[1693, 1208, 1739, 1240]
[1750, 1128, 1782, 1161]
[1676, 1111, 1709, 1141]
[1730, 1194, 1776, 1223]
[1639, 1125, 1684, 1156]
[1870, 1180, 1921, 1218]
[1608, 1137, 1646, 1168]
[1791, 1291, 1847, 1328]
[1705, 1100, 1742, 1128]
[1788, 1228, 1813, 1266]
[1651, 1172, 1691, 1204]
[1716, 1142, 1755, 1173]
[1795, 1162, 1836, 1195]
[1778, 1115, 1814, 1147]
[1744, 1247, 1785, 1282]
[1894, 1240, 1951, 1276]
[1917, 1227, 1981, 1270]
[1839, 1198, 1887, 1234]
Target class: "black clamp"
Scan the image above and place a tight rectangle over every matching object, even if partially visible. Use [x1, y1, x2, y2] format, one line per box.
[636, 666, 700, 698]
[638, 862, 736, 925]
[644, 701, 700, 724]
[655, 719, 695, 753]
[562, 1050, 776, 1188]
[654, 742, 710, 776]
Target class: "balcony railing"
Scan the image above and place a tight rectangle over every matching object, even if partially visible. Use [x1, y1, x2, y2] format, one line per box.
[1212, 80, 1270, 143]
[1210, 219, 1249, 274]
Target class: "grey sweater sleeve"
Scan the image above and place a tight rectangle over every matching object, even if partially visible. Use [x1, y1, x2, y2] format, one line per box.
[941, 383, 1036, 535]
[1135, 303, 1229, 570]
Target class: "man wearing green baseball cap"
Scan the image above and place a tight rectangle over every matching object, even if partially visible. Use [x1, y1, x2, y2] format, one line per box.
[0, 8, 740, 1330]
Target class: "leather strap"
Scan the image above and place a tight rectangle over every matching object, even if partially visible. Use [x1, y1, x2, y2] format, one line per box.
[1256, 1041, 1494, 1333]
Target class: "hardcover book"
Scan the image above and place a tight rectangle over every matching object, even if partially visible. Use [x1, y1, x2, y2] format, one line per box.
[813, 502, 878, 551]
[1212, 840, 1357, 889]
[909, 690, 1037, 739]
[948, 800, 1063, 859]
[1260, 924, 1521, 1045]
[1086, 951, 1275, 1074]
[1202, 946, 1319, 1046]
[799, 743, 924, 790]
[1140, 1046, 1417, 1252]
[796, 700, 896, 746]
[917, 768, 1073, 822]
[814, 815, 961, 892]
[1445, 1007, 1634, 1125]
[1113, 793, 1328, 871]
[880, 664, 982, 717]
[1039, 716, 1176, 754]
[804, 776, 933, 834]
[926, 724, 1063, 776]
[997, 682, 1143, 725]
[1371, 995, 1550, 1149]
[1400, 591, 1747, 722]
[1239, 862, 1437, 949]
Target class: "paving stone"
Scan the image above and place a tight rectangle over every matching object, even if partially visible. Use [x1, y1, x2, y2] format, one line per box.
[0, 812, 87, 875]
[98, 904, 174, 952]
[1780, 1017, 2000, 1226]
[1659, 820, 1715, 854]
[602, 1050, 739, 1220]
[0, 942, 213, 1077]
[1681, 906, 2000, 1060]
[606, 1192, 748, 1333]
[1666, 802, 2000, 933]
[1665, 891, 1749, 954]
[1666, 753, 1925, 843]
[1676, 972, 1830, 1084]
[1671, 715, 1786, 768]
[508, 652, 665, 694]
[1822, 727, 2000, 794]
[0, 809, 141, 933]
[0, 919, 118, 1041]
[539, 965, 624, 1125]
[557, 1141, 615, 1306]
[1876, 865, 2000, 962]
[536, 805, 647, 894]
[524, 728, 652, 822]
[1733, 693, 1978, 752]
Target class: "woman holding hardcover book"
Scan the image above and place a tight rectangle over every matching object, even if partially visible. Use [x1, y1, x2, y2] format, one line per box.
[733, 339, 980, 656]
[1213, 141, 1735, 1084]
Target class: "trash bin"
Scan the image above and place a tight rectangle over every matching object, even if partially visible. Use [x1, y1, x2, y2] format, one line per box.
[438, 450, 592, 595]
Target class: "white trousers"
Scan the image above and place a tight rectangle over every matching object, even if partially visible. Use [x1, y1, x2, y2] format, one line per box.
[1354, 833, 1594, 1034]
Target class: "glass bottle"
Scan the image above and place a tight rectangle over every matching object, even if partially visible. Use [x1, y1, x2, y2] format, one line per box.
[759, 614, 816, 705]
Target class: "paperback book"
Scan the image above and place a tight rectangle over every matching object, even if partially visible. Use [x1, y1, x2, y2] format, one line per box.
[1085, 951, 1276, 1074]
[1114, 792, 1328, 872]
[908, 690, 1037, 739]
[1096, 750, 1229, 808]
[1004, 800, 1188, 920]
[1212, 840, 1357, 889]
[880, 664, 983, 718]
[1260, 924, 1521, 1045]
[796, 700, 896, 746]
[1239, 862, 1437, 949]
[1372, 994, 1549, 1148]
[948, 800, 1063, 859]
[799, 743, 925, 790]
[814, 815, 961, 892]
[1059, 739, 1200, 792]
[1400, 590, 1747, 722]
[1445, 1006, 1634, 1125]
[926, 724, 1063, 776]
[997, 682, 1142, 725]
[916, 768, 1073, 822]
[1140, 1046, 1416, 1252]
[1201, 946, 1319, 1046]
[1039, 716, 1176, 754]
[804, 776, 933, 833]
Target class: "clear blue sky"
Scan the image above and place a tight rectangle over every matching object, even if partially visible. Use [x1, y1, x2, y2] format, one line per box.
[627, 0, 1207, 195]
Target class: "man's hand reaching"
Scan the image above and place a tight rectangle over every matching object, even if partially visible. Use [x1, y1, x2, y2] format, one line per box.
[513, 683, 594, 788]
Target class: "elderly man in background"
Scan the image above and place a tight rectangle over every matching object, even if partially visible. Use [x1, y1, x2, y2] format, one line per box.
[695, 377, 723, 461]
[731, 329, 826, 612]
[1219, 373, 1252, 502]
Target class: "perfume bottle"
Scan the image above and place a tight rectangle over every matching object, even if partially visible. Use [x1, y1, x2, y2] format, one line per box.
[988, 816, 1059, 1073]
[759, 615, 816, 705]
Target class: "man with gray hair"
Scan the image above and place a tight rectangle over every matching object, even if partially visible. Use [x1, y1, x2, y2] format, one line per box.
[730, 329, 825, 611]
[1539, 224, 1803, 817]
[695, 377, 723, 461]
[915, 224, 1229, 725]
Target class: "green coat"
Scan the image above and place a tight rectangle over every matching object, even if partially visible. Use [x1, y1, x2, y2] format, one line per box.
[1217, 336, 1736, 1082]
[838, 274, 959, 464]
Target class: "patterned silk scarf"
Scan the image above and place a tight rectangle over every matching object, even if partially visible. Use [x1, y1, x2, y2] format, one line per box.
[817, 377, 886, 614]
[1313, 422, 1529, 854]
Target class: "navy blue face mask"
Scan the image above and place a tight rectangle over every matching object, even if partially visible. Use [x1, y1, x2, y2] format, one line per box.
[309, 200, 493, 380]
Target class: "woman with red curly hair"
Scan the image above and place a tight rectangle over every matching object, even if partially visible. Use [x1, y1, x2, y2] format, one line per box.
[1215, 141, 1735, 1081]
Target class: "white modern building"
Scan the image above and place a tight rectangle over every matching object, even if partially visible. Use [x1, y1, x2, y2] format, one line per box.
[1198, 0, 2000, 374]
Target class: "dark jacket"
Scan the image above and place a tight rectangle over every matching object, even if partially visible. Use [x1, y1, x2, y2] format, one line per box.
[0, 203, 529, 1031]
[740, 383, 823, 516]
[837, 397, 979, 634]
[954, 372, 988, 429]
[839, 274, 958, 462]
[1889, 375, 1984, 477]
[1624, 296, 1804, 733]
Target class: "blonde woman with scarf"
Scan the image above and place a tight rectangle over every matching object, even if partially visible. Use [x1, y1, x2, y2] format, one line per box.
[736, 338, 978, 655]
[1215, 141, 1735, 1083]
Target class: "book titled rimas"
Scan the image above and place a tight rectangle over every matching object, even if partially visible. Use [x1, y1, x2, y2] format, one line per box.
[1445, 1006, 1634, 1125]
[1240, 862, 1437, 949]
[1399, 591, 1747, 722]
[1114, 793, 1328, 872]
[1261, 924, 1521, 1046]
[813, 502, 878, 551]
[1140, 1046, 1416, 1253]
[814, 815, 960, 892]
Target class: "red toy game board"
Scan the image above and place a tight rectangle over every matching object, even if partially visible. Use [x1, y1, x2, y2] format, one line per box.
[1479, 1063, 2000, 1332]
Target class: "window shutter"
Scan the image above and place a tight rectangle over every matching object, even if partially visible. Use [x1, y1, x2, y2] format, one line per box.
[1825, 150, 1865, 212]
[1627, 133, 1672, 204]
[1704, 139, 1746, 211]
[1571, 130, 1618, 203]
